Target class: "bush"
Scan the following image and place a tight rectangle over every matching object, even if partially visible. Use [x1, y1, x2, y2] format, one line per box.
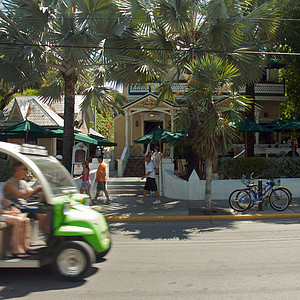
[219, 157, 300, 179]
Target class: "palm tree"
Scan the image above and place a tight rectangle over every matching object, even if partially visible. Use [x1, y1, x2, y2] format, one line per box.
[0, 0, 162, 171]
[178, 55, 249, 211]
[118, 0, 277, 172]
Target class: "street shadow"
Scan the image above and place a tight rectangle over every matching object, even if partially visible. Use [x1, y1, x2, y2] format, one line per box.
[0, 265, 99, 299]
[108, 219, 236, 241]
[92, 196, 189, 218]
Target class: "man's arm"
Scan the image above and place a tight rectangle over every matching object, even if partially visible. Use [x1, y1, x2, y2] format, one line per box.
[4, 182, 42, 200]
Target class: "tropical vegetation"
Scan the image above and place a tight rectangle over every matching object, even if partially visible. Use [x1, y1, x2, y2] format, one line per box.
[275, 0, 300, 119]
[177, 55, 250, 210]
[0, 0, 161, 171]
[116, 0, 278, 210]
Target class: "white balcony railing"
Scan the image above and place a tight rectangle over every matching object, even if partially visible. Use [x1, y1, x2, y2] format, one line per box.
[128, 82, 188, 95]
[239, 83, 285, 96]
[129, 82, 285, 96]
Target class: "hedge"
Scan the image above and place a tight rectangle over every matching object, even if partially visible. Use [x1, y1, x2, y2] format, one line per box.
[219, 157, 300, 179]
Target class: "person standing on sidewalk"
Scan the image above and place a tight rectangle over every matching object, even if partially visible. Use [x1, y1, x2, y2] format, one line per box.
[80, 160, 92, 205]
[94, 155, 111, 205]
[136, 154, 161, 205]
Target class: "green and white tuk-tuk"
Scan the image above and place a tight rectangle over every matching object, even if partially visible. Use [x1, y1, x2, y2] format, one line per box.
[0, 141, 111, 280]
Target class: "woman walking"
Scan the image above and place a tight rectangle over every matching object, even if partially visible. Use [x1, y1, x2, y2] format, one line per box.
[80, 161, 92, 204]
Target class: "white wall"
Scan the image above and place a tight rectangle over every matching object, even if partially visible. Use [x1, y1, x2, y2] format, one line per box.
[162, 168, 300, 200]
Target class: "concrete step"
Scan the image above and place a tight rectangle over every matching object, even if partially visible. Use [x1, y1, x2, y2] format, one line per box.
[107, 177, 145, 195]
[123, 157, 145, 177]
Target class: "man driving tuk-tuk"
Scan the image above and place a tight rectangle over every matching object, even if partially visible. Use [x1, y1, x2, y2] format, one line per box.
[0, 142, 111, 281]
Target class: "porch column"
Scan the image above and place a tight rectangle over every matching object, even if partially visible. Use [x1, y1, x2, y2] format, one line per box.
[255, 113, 260, 145]
[170, 111, 175, 159]
[125, 108, 129, 147]
[171, 112, 174, 131]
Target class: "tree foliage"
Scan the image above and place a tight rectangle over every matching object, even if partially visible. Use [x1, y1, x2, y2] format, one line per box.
[0, 0, 161, 171]
[274, 0, 300, 119]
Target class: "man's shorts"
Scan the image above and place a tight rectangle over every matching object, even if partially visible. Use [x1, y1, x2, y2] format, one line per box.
[96, 181, 106, 191]
[144, 177, 157, 191]
[19, 206, 39, 219]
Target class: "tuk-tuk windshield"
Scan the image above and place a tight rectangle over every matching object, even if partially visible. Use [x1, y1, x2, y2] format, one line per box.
[26, 155, 79, 197]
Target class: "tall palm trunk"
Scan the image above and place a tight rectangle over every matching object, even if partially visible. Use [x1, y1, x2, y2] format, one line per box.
[204, 157, 213, 211]
[62, 70, 78, 172]
[246, 84, 255, 157]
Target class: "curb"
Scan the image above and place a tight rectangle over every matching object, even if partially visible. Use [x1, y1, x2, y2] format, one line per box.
[105, 213, 300, 222]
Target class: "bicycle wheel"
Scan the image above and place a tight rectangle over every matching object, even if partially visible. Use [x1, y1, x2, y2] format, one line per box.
[273, 187, 292, 204]
[229, 189, 252, 212]
[269, 188, 290, 211]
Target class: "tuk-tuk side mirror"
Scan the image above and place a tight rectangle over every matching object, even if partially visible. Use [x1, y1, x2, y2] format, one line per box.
[63, 199, 71, 215]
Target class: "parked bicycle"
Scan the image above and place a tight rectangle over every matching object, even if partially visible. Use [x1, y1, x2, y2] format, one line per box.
[229, 173, 292, 212]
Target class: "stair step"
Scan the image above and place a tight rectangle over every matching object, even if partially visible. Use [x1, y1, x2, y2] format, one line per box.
[107, 175, 145, 195]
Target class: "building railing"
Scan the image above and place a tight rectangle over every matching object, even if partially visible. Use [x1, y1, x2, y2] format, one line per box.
[128, 82, 187, 95]
[239, 82, 285, 96]
[129, 82, 285, 97]
[117, 146, 131, 177]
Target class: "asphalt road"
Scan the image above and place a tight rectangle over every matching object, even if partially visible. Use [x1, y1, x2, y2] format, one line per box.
[1, 219, 300, 300]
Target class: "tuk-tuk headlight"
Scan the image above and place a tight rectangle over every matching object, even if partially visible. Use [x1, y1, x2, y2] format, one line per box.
[63, 199, 71, 215]
[102, 230, 110, 243]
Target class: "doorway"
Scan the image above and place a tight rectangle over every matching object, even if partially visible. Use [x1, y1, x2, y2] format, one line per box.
[144, 121, 163, 152]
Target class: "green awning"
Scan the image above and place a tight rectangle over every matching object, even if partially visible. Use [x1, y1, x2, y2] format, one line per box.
[51, 129, 116, 146]
[96, 139, 117, 146]
[44, 128, 117, 146]
[75, 133, 98, 144]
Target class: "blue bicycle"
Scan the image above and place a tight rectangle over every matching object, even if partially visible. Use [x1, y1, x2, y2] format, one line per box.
[229, 174, 291, 212]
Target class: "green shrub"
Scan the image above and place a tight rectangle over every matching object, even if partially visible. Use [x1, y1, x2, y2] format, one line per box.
[219, 157, 300, 179]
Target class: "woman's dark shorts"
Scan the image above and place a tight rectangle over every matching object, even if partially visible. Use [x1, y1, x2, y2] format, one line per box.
[144, 177, 157, 191]
[96, 181, 106, 191]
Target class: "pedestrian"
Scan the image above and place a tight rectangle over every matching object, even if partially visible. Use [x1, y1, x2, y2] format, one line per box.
[152, 146, 163, 174]
[55, 154, 63, 163]
[136, 154, 161, 205]
[147, 150, 153, 158]
[80, 160, 92, 204]
[94, 155, 111, 205]
[287, 146, 299, 157]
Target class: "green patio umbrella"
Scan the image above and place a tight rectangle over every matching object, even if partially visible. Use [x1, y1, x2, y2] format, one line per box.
[265, 119, 287, 129]
[236, 119, 271, 132]
[134, 127, 185, 145]
[0, 120, 59, 142]
[236, 119, 271, 157]
[273, 118, 300, 131]
[273, 119, 300, 156]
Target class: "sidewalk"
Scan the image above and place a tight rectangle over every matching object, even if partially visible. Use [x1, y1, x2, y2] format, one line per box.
[92, 194, 300, 222]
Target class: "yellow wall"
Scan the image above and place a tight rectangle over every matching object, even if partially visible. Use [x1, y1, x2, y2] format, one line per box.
[114, 116, 125, 159]
[7, 138, 23, 145]
[257, 101, 280, 121]
[38, 138, 53, 155]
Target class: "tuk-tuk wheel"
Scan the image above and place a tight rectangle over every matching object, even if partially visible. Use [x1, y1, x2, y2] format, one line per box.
[52, 240, 96, 281]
